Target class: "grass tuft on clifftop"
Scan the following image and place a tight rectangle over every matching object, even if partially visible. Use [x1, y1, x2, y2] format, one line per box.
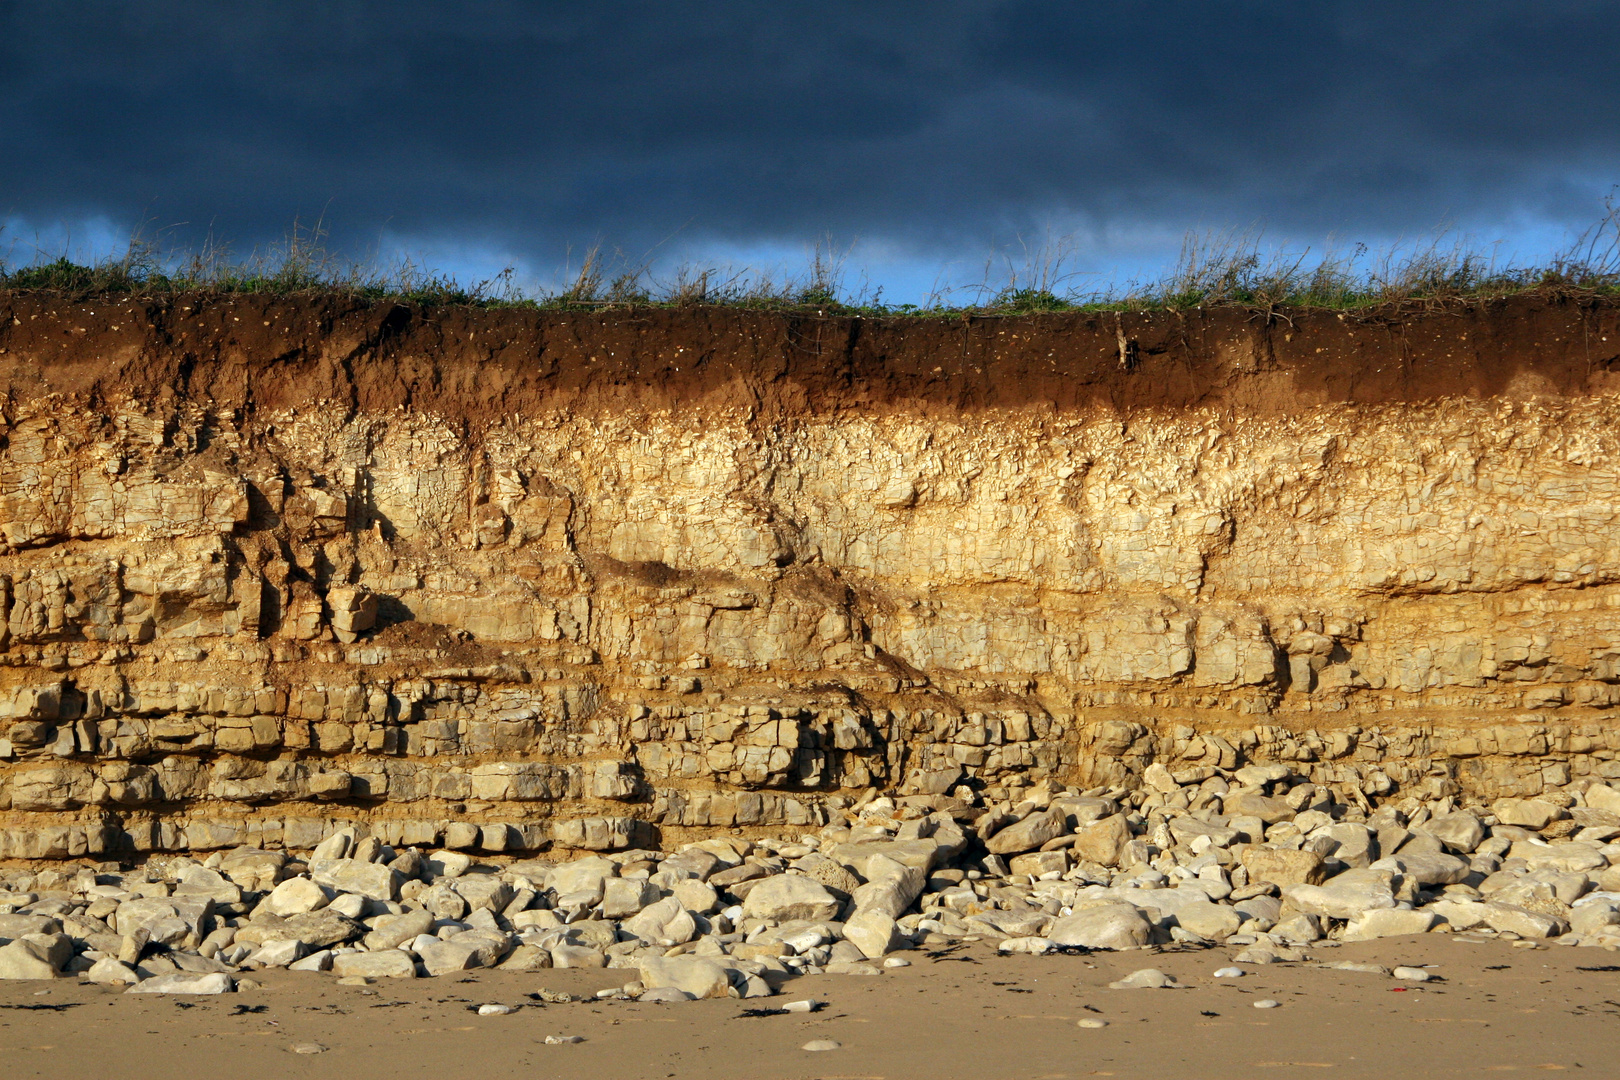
[5, 207, 1620, 318]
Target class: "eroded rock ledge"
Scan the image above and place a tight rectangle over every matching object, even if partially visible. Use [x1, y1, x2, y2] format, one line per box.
[2, 292, 1619, 861]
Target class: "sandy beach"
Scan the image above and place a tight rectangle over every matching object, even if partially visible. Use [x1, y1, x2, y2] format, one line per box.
[1, 935, 1611, 1080]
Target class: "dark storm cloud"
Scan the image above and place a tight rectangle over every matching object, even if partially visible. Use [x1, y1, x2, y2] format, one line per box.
[3, 1, 1619, 266]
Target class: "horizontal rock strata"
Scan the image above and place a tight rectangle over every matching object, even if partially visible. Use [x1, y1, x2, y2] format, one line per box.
[2, 294, 1620, 860]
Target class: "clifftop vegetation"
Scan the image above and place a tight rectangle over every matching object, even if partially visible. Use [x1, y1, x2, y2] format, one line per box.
[5, 206, 1620, 318]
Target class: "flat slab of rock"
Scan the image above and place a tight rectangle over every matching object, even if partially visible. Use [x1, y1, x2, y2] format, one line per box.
[113, 897, 212, 948]
[1482, 902, 1568, 939]
[850, 865, 927, 921]
[0, 913, 62, 938]
[828, 839, 948, 876]
[126, 972, 234, 994]
[1494, 798, 1563, 830]
[364, 909, 433, 952]
[741, 875, 841, 923]
[1047, 904, 1151, 950]
[417, 939, 483, 976]
[1133, 889, 1241, 940]
[1342, 907, 1440, 942]
[331, 950, 417, 979]
[238, 908, 363, 950]
[1281, 869, 1397, 920]
[1374, 852, 1470, 886]
[311, 860, 401, 903]
[1420, 812, 1486, 853]
[1109, 968, 1180, 989]
[637, 955, 731, 999]
[1224, 793, 1295, 825]
[0, 939, 58, 980]
[1508, 841, 1608, 874]
[1241, 846, 1326, 887]
[86, 957, 140, 985]
[985, 808, 1066, 855]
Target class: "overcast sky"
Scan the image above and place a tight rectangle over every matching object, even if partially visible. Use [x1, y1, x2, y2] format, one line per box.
[4, 1, 1619, 302]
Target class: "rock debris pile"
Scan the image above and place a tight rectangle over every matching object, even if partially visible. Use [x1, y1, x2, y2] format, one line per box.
[5, 763, 1620, 994]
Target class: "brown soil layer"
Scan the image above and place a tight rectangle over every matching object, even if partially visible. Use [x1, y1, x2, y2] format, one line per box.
[3, 293, 1619, 419]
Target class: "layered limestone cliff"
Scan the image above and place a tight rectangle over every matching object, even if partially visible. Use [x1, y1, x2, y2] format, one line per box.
[1, 292, 1619, 860]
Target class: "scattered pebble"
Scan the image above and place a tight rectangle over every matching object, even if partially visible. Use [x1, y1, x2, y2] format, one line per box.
[884, 956, 911, 968]
[290, 1043, 327, 1055]
[1253, 999, 1281, 1009]
[1392, 966, 1432, 982]
[802, 1039, 842, 1052]
[1077, 1018, 1109, 1029]
[544, 1035, 584, 1045]
[478, 1003, 513, 1015]
[1212, 966, 1245, 978]
[782, 999, 822, 1013]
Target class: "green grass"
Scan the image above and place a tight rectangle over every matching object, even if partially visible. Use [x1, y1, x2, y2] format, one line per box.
[5, 209, 1620, 318]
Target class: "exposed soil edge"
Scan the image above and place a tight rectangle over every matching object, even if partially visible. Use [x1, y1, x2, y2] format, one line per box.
[3, 292, 1619, 420]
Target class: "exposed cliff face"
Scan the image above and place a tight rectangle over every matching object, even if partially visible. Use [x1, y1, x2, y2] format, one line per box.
[2, 292, 1619, 860]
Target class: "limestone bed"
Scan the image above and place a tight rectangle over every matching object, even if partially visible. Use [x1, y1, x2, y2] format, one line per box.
[1, 292, 1620, 990]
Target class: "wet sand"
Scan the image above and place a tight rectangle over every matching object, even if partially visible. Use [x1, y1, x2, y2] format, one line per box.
[0, 936, 1612, 1080]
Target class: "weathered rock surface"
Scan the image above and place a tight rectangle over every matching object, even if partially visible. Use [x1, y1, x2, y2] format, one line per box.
[330, 950, 416, 979]
[1241, 847, 1326, 887]
[0, 937, 58, 979]
[1282, 871, 1398, 921]
[1341, 908, 1440, 942]
[2, 301, 1620, 997]
[844, 910, 906, 959]
[637, 956, 731, 1000]
[126, 972, 234, 994]
[1048, 904, 1153, 950]
[264, 877, 329, 917]
[0, 300, 1618, 862]
[986, 809, 1066, 855]
[741, 876, 840, 924]
[85, 956, 139, 985]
